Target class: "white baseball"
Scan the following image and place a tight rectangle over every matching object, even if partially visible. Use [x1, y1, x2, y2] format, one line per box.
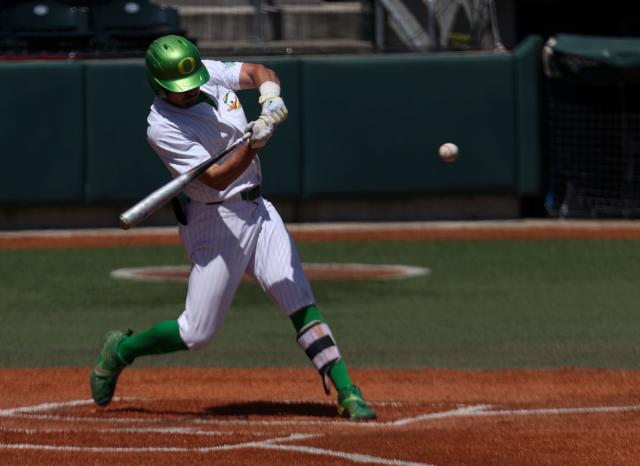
[439, 143, 459, 162]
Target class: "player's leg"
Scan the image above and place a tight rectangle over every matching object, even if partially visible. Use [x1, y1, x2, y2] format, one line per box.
[89, 321, 188, 406]
[289, 305, 352, 390]
[90, 201, 261, 405]
[247, 199, 376, 420]
[117, 320, 187, 363]
[175, 200, 264, 350]
[90, 252, 250, 406]
[290, 305, 376, 420]
[177, 248, 251, 350]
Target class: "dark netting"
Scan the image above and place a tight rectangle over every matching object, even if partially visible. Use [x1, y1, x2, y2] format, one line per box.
[543, 34, 640, 218]
[544, 74, 640, 217]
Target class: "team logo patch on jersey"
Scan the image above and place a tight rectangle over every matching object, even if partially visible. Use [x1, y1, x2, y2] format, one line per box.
[223, 92, 241, 111]
[223, 62, 239, 69]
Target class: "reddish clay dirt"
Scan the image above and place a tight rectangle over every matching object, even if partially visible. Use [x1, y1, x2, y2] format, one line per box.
[1, 368, 640, 465]
[1, 220, 640, 249]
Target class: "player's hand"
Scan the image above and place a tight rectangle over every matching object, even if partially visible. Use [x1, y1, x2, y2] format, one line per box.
[259, 96, 288, 126]
[245, 116, 273, 150]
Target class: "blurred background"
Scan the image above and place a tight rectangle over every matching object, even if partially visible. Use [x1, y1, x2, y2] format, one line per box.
[2, 0, 640, 229]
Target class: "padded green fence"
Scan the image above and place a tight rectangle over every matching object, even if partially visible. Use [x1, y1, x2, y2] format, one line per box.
[0, 42, 543, 207]
[514, 35, 543, 196]
[0, 62, 84, 203]
[84, 61, 169, 203]
[237, 57, 301, 198]
[300, 52, 516, 197]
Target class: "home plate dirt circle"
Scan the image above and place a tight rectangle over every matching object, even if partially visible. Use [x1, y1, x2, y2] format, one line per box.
[110, 263, 430, 283]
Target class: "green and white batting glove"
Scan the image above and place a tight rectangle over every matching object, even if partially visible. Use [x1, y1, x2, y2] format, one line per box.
[245, 116, 273, 150]
[259, 81, 288, 126]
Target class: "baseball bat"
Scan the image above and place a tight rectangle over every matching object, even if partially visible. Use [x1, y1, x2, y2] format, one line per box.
[119, 132, 251, 230]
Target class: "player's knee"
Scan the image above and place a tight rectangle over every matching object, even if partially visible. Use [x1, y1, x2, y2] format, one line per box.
[185, 334, 211, 350]
[180, 330, 215, 350]
[177, 316, 217, 350]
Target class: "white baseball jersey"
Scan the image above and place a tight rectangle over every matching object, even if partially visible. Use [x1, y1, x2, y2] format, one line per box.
[147, 60, 315, 350]
[148, 60, 259, 204]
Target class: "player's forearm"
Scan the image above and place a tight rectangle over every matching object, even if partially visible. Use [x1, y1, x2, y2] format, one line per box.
[197, 143, 258, 191]
[239, 63, 280, 89]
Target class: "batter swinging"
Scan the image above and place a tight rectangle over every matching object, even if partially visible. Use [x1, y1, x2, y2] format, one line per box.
[89, 35, 376, 421]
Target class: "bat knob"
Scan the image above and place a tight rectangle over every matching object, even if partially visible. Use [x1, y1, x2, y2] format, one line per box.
[119, 215, 131, 230]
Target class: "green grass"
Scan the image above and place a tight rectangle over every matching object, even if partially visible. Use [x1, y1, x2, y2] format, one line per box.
[1, 240, 639, 369]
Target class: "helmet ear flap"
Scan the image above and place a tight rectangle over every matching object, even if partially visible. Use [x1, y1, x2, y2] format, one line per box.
[147, 76, 168, 99]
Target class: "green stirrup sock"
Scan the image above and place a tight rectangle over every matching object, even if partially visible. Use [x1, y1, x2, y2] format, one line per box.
[117, 320, 188, 364]
[327, 359, 352, 391]
[290, 304, 324, 333]
[290, 305, 353, 391]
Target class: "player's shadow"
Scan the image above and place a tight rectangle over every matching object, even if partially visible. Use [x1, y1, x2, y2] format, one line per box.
[110, 401, 336, 418]
[204, 401, 336, 418]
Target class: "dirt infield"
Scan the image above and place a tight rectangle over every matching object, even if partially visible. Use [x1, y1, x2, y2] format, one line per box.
[2, 219, 640, 249]
[2, 368, 640, 465]
[2, 221, 640, 465]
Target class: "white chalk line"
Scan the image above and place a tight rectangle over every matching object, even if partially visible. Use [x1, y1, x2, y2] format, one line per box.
[4, 399, 640, 466]
[0, 399, 95, 417]
[0, 425, 260, 437]
[253, 442, 433, 466]
[388, 404, 492, 426]
[8, 411, 383, 428]
[0, 433, 433, 466]
[469, 404, 640, 418]
[1, 397, 415, 428]
[6, 399, 640, 428]
[0, 399, 441, 465]
[0, 433, 317, 453]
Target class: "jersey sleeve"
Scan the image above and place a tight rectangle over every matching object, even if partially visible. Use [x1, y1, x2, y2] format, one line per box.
[203, 60, 243, 91]
[147, 123, 210, 177]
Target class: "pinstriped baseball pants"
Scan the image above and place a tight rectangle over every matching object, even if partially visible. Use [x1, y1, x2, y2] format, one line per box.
[176, 197, 315, 350]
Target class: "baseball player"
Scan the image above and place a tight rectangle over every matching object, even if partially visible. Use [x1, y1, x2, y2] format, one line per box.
[89, 35, 376, 421]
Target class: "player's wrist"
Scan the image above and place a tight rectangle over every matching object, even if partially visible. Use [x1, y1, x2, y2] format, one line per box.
[258, 81, 280, 104]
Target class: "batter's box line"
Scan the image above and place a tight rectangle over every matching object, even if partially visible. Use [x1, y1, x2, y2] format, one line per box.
[0, 433, 434, 466]
[0, 399, 96, 417]
[388, 403, 640, 427]
[0, 397, 413, 416]
[6, 399, 640, 429]
[0, 425, 260, 437]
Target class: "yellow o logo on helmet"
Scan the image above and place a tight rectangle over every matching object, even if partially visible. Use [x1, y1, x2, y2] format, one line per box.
[178, 57, 196, 75]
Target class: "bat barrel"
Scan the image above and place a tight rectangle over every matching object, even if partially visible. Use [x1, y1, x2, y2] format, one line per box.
[119, 173, 192, 229]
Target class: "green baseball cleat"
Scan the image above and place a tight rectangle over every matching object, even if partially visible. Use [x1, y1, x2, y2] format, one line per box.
[337, 385, 377, 420]
[89, 329, 133, 406]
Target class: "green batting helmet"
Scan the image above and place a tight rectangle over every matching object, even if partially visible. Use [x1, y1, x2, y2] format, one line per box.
[145, 35, 210, 98]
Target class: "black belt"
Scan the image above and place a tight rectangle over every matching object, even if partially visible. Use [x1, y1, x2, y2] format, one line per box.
[206, 185, 261, 205]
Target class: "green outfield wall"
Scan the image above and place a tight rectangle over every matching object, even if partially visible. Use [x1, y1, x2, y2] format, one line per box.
[0, 38, 542, 207]
[0, 62, 85, 204]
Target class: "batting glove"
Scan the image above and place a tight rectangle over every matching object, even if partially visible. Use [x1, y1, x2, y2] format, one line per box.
[245, 116, 273, 150]
[258, 81, 288, 126]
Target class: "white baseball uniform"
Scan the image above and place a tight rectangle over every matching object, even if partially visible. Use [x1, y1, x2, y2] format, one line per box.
[147, 60, 315, 350]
